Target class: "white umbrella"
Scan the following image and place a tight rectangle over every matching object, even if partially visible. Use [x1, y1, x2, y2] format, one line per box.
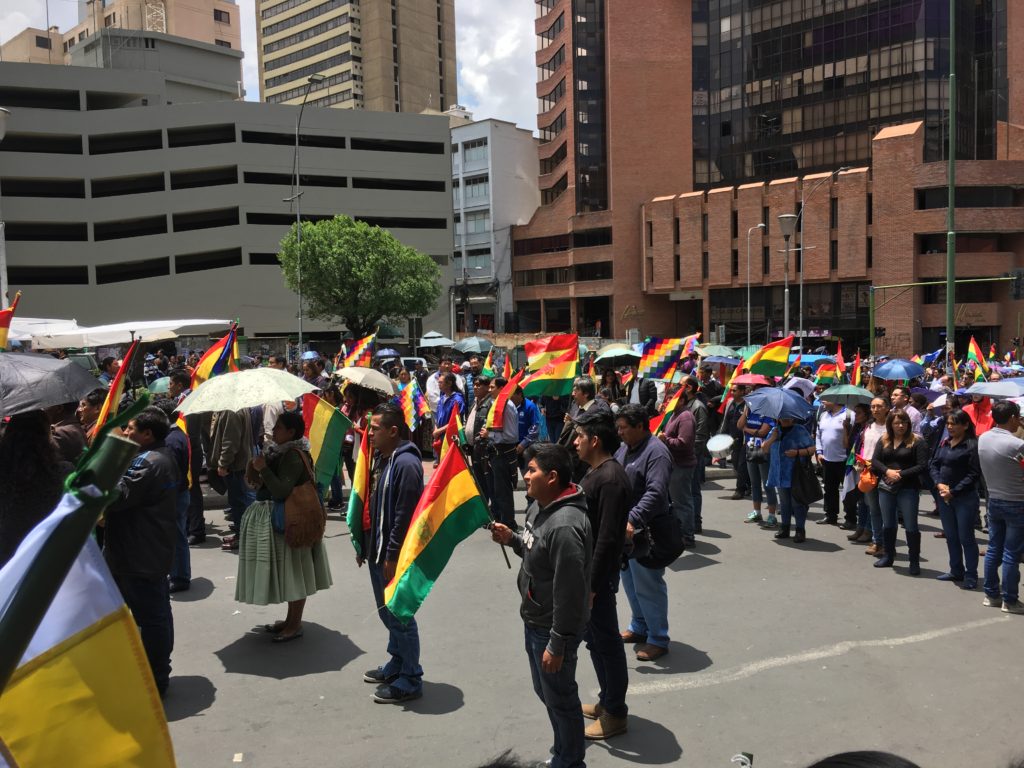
[177, 368, 317, 415]
[333, 366, 396, 396]
[31, 319, 230, 349]
[418, 330, 455, 348]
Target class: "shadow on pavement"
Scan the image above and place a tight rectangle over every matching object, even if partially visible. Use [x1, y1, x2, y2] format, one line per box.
[163, 675, 216, 722]
[591, 714, 683, 764]
[775, 537, 844, 553]
[634, 641, 712, 675]
[170, 577, 215, 602]
[697, 528, 731, 539]
[669, 552, 718, 572]
[688, 540, 721, 556]
[215, 622, 363, 679]
[400, 681, 465, 715]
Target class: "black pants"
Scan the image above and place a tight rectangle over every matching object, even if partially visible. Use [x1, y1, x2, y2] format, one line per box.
[584, 588, 629, 717]
[186, 451, 206, 537]
[115, 574, 174, 693]
[843, 486, 862, 525]
[490, 445, 519, 528]
[822, 460, 846, 522]
[731, 442, 749, 495]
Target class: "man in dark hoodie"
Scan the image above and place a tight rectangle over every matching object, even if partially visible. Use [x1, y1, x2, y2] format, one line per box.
[574, 411, 631, 741]
[105, 407, 180, 696]
[359, 402, 425, 704]
[491, 443, 593, 768]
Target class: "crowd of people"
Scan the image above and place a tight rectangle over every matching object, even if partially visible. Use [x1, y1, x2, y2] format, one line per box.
[4, 341, 1024, 768]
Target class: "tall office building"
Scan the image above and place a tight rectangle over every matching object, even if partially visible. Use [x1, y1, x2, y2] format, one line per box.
[256, 0, 457, 112]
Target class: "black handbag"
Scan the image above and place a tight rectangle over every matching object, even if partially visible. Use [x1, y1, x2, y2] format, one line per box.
[791, 458, 824, 506]
[634, 511, 685, 569]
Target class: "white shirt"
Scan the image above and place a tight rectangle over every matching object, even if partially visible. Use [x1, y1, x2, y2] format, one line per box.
[862, 422, 886, 461]
[816, 407, 853, 462]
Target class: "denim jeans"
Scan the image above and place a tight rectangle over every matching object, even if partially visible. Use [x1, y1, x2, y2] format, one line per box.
[937, 490, 981, 579]
[115, 574, 173, 693]
[669, 465, 696, 538]
[879, 487, 920, 532]
[225, 470, 256, 529]
[747, 458, 777, 508]
[984, 498, 1024, 603]
[329, 472, 344, 506]
[490, 445, 519, 527]
[169, 490, 191, 584]
[524, 625, 585, 768]
[620, 558, 669, 648]
[777, 487, 808, 529]
[368, 561, 423, 693]
[864, 489, 882, 543]
[584, 589, 628, 718]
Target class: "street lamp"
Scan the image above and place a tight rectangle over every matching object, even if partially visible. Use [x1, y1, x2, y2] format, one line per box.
[746, 223, 765, 347]
[778, 213, 798, 339]
[284, 73, 326, 354]
[0, 107, 9, 310]
[796, 166, 850, 344]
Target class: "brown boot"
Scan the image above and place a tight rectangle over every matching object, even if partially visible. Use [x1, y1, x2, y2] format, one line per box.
[854, 529, 873, 543]
[847, 527, 864, 542]
[582, 703, 604, 721]
[865, 543, 885, 557]
[584, 712, 628, 740]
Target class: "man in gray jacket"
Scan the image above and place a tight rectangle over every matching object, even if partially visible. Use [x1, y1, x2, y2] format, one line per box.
[681, 376, 710, 534]
[492, 443, 593, 768]
[210, 409, 256, 551]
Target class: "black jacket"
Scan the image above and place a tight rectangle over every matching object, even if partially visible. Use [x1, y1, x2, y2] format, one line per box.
[104, 442, 180, 578]
[368, 440, 424, 565]
[929, 438, 981, 496]
[581, 458, 630, 595]
[871, 438, 929, 491]
[626, 378, 658, 416]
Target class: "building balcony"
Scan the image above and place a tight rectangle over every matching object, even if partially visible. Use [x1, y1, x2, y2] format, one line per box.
[917, 251, 1016, 279]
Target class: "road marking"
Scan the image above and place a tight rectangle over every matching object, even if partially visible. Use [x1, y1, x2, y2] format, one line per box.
[629, 616, 1009, 696]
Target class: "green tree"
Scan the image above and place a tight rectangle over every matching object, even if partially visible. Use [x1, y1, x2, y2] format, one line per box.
[277, 215, 441, 340]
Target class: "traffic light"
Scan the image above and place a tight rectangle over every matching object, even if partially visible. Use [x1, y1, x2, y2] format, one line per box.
[874, 326, 886, 338]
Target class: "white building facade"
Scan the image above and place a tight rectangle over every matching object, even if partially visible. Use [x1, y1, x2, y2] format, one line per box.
[449, 112, 538, 335]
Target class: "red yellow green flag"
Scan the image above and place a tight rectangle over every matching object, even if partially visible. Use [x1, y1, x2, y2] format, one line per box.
[191, 325, 239, 388]
[95, 339, 140, 434]
[746, 335, 794, 377]
[345, 417, 372, 557]
[836, 340, 846, 375]
[0, 291, 23, 349]
[525, 333, 578, 370]
[717, 357, 745, 415]
[302, 393, 353, 489]
[481, 348, 496, 377]
[652, 386, 685, 436]
[851, 351, 862, 386]
[384, 441, 491, 623]
[343, 331, 376, 368]
[487, 368, 526, 430]
[974, 363, 986, 382]
[440, 408, 467, 459]
[814, 362, 839, 386]
[783, 354, 802, 379]
[586, 355, 597, 381]
[967, 336, 989, 375]
[521, 347, 579, 398]
[502, 353, 513, 380]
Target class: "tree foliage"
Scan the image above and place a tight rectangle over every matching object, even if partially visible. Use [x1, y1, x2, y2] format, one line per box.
[277, 215, 442, 340]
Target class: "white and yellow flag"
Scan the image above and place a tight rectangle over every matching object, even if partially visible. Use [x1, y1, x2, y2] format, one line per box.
[0, 493, 176, 767]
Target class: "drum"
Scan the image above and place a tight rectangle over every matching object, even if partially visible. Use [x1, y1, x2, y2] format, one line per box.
[707, 433, 734, 459]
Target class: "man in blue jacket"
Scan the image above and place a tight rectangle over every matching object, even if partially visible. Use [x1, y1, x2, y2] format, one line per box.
[359, 402, 425, 704]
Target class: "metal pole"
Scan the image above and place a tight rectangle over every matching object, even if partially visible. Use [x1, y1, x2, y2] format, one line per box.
[868, 286, 876, 358]
[945, 0, 957, 372]
[746, 223, 764, 347]
[291, 79, 319, 354]
[0, 106, 9, 310]
[783, 234, 791, 339]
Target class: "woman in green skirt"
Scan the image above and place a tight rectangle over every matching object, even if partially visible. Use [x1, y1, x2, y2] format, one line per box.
[236, 411, 332, 642]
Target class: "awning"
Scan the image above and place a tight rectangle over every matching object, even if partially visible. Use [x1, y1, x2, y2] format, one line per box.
[30, 319, 231, 349]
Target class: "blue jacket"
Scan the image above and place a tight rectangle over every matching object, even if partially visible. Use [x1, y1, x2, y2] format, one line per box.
[436, 391, 466, 429]
[517, 397, 542, 449]
[368, 440, 424, 565]
[614, 434, 672, 527]
[767, 424, 814, 488]
[929, 437, 981, 496]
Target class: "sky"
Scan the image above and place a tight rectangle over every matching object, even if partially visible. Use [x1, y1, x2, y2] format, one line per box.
[0, 0, 538, 131]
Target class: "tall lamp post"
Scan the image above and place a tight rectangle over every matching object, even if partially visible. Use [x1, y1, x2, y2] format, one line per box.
[945, 0, 957, 371]
[284, 73, 326, 354]
[746, 222, 765, 347]
[796, 166, 850, 343]
[0, 107, 10, 310]
[778, 213, 798, 339]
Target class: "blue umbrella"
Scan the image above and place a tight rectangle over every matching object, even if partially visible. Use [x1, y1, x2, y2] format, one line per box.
[744, 387, 814, 421]
[703, 355, 741, 366]
[375, 347, 400, 358]
[301, 350, 320, 361]
[872, 358, 926, 381]
[453, 337, 494, 354]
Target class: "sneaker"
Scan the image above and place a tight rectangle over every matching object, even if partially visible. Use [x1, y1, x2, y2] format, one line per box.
[1002, 600, 1024, 615]
[982, 596, 1003, 608]
[759, 515, 778, 529]
[745, 511, 764, 524]
[373, 685, 423, 704]
[584, 712, 628, 740]
[582, 703, 605, 720]
[363, 667, 399, 685]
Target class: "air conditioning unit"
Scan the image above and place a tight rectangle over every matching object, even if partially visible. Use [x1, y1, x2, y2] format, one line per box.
[626, 328, 640, 345]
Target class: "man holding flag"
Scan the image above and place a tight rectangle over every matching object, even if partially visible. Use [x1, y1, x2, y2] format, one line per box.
[480, 376, 521, 531]
[360, 403, 425, 704]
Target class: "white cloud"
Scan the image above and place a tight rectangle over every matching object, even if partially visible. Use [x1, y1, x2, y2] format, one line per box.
[1, 0, 77, 48]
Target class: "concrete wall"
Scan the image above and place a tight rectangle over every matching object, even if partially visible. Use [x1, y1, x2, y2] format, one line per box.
[0, 62, 454, 339]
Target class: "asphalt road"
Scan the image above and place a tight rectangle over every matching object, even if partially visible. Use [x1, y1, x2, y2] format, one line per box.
[165, 469, 1023, 768]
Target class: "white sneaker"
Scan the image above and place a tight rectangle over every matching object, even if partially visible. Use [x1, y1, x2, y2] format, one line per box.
[982, 596, 1003, 608]
[745, 510, 763, 523]
[1002, 600, 1024, 615]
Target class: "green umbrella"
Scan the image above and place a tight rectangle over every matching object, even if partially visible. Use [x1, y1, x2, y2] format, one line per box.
[148, 377, 171, 394]
[817, 384, 875, 406]
[736, 344, 762, 359]
[698, 344, 738, 358]
[595, 346, 640, 367]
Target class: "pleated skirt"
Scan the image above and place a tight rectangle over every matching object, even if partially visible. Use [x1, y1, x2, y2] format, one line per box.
[235, 500, 333, 605]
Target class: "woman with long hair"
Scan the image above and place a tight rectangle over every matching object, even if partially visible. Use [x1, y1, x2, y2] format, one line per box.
[599, 369, 622, 403]
[929, 408, 982, 588]
[236, 411, 332, 641]
[870, 409, 929, 573]
[761, 415, 816, 543]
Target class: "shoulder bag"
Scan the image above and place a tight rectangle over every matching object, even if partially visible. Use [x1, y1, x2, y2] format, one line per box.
[284, 449, 327, 548]
[791, 457, 824, 506]
[634, 511, 685, 569]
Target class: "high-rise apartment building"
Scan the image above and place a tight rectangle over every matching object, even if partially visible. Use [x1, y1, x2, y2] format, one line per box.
[256, 0, 456, 112]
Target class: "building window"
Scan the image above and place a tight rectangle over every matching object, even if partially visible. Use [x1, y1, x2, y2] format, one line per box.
[674, 255, 681, 282]
[866, 237, 873, 268]
[646, 221, 653, 247]
[214, 8, 230, 22]
[674, 217, 680, 245]
[701, 213, 708, 241]
[830, 240, 839, 271]
[462, 176, 489, 201]
[35, 35, 52, 49]
[830, 197, 839, 229]
[702, 252, 709, 279]
[464, 211, 490, 234]
[731, 249, 739, 277]
[463, 138, 487, 163]
[867, 194, 873, 225]
[215, 39, 232, 48]
[763, 246, 770, 274]
[763, 207, 770, 234]
[541, 173, 568, 205]
[731, 210, 738, 239]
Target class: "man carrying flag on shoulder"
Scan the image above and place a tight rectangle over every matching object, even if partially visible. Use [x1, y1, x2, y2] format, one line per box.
[359, 402, 425, 704]
[479, 376, 521, 531]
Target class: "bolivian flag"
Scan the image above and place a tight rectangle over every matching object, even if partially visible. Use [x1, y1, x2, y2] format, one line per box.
[522, 342, 579, 398]
[481, 348, 496, 377]
[487, 368, 526, 430]
[746, 335, 794, 377]
[94, 338, 140, 434]
[652, 386, 685, 436]
[814, 362, 839, 386]
[384, 442, 490, 623]
[191, 324, 239, 388]
[502, 354, 513, 380]
[851, 351, 862, 386]
[967, 336, 989, 375]
[302, 393, 353, 489]
[0, 494, 176, 767]
[440, 408, 467, 459]
[346, 417, 372, 557]
[0, 290, 22, 349]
